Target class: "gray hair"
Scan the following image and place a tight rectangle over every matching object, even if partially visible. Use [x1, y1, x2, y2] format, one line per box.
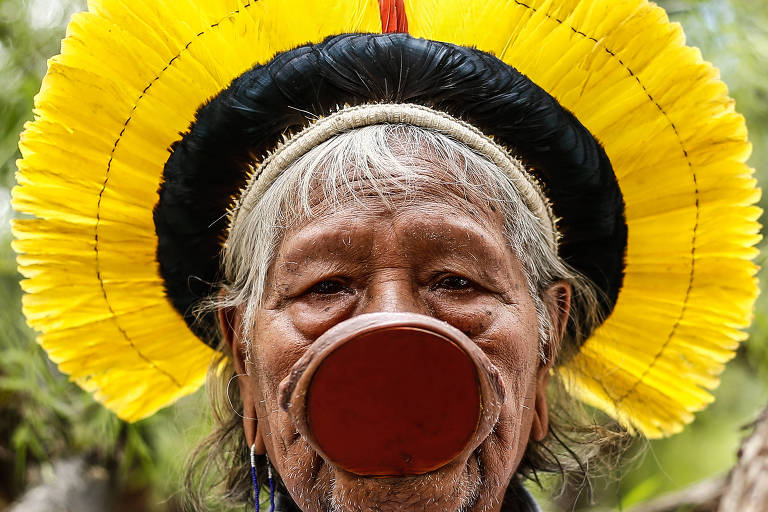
[216, 123, 599, 362]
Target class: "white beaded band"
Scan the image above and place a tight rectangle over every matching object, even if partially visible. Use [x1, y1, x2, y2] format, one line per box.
[229, 103, 558, 249]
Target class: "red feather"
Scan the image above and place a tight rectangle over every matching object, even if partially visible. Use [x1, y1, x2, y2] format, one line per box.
[378, 0, 409, 33]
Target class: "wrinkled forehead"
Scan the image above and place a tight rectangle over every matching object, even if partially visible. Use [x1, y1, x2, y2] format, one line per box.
[274, 200, 512, 272]
[266, 123, 517, 230]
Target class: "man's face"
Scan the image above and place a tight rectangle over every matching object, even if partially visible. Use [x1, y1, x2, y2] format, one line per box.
[229, 190, 564, 512]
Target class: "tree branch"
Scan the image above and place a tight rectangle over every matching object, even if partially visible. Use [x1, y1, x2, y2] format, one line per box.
[718, 407, 768, 512]
[627, 405, 768, 512]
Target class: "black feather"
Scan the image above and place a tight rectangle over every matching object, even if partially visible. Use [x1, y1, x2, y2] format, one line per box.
[154, 33, 627, 347]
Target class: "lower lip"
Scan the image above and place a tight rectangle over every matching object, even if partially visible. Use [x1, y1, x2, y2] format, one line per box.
[306, 326, 481, 476]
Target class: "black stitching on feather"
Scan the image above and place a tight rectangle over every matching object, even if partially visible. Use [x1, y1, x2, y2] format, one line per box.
[95, 1, 256, 388]
[505, 0, 700, 405]
[515, 0, 700, 404]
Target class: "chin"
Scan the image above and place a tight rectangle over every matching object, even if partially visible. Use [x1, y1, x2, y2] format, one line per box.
[325, 456, 482, 512]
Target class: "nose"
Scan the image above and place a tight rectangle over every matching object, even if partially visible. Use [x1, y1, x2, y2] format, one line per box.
[359, 272, 427, 316]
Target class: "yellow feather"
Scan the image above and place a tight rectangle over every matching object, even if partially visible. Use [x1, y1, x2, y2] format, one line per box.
[13, 0, 761, 436]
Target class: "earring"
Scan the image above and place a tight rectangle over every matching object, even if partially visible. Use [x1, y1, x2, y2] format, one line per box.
[266, 452, 275, 512]
[250, 444, 260, 512]
[250, 445, 276, 512]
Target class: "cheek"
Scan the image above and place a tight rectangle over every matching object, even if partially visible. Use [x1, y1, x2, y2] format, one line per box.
[251, 311, 309, 397]
[480, 315, 541, 373]
[484, 370, 540, 479]
[478, 339, 541, 481]
[427, 297, 498, 338]
[463, 300, 542, 460]
[425, 292, 540, 354]
[488, 315, 541, 415]
[287, 295, 358, 340]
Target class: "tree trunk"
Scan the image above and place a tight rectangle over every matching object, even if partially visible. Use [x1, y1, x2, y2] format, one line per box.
[718, 407, 768, 512]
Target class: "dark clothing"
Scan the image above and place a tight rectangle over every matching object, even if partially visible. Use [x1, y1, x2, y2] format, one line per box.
[502, 480, 543, 512]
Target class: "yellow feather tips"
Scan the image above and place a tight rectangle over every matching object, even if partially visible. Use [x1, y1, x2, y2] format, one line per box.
[12, 0, 382, 421]
[407, 0, 761, 437]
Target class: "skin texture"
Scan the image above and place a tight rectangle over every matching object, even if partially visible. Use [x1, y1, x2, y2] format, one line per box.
[221, 181, 571, 512]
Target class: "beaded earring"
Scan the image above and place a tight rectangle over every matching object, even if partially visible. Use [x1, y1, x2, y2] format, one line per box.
[250, 444, 259, 512]
[251, 445, 276, 512]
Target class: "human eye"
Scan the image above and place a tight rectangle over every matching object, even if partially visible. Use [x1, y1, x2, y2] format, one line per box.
[308, 279, 350, 295]
[433, 274, 476, 291]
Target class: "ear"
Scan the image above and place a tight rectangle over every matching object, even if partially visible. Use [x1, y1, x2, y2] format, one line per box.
[530, 280, 572, 441]
[218, 305, 267, 455]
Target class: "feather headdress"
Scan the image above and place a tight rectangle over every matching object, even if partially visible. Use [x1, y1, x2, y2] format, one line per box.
[13, 0, 761, 438]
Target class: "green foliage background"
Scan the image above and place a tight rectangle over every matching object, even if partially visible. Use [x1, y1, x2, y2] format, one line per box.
[0, 0, 766, 510]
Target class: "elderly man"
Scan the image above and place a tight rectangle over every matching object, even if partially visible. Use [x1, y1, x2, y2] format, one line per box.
[215, 118, 580, 511]
[13, 1, 760, 511]
[163, 33, 613, 511]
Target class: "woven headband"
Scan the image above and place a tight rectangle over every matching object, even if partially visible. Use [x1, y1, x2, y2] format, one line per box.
[230, 103, 558, 248]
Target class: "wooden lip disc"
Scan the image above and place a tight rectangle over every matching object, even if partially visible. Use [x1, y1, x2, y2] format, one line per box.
[303, 322, 482, 476]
